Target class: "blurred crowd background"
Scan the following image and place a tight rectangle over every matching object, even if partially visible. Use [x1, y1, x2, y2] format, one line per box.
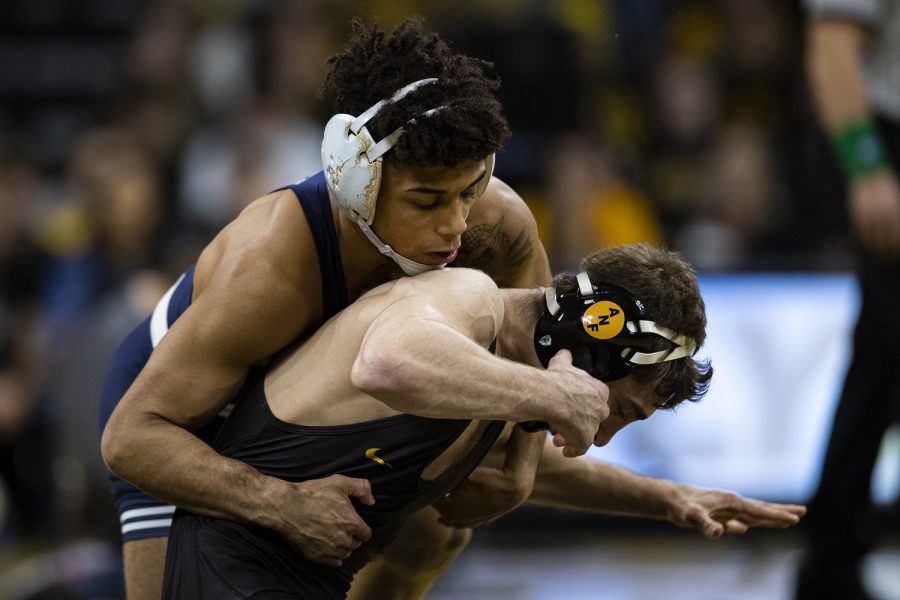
[0, 0, 865, 597]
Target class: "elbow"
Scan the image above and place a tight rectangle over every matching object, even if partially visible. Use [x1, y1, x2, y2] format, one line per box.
[100, 411, 142, 478]
[351, 343, 408, 398]
[100, 418, 127, 476]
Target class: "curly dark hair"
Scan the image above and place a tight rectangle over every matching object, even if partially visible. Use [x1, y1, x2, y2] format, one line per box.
[552, 244, 713, 409]
[320, 17, 511, 167]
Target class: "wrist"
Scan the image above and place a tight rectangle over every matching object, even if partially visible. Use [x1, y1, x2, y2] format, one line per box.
[250, 474, 291, 531]
[831, 118, 891, 181]
[642, 476, 684, 520]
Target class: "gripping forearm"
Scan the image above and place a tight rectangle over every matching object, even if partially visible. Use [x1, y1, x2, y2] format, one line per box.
[494, 424, 545, 499]
[528, 438, 678, 520]
[353, 317, 562, 424]
[102, 410, 285, 529]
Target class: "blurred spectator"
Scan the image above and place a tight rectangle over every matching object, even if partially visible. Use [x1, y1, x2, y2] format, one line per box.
[643, 52, 721, 241]
[38, 127, 165, 347]
[0, 144, 55, 543]
[178, 0, 331, 232]
[675, 123, 783, 271]
[34, 126, 171, 543]
[545, 134, 662, 271]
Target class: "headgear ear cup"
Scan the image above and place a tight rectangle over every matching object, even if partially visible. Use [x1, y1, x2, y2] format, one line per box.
[571, 345, 594, 374]
[322, 78, 440, 225]
[321, 113, 382, 223]
[522, 272, 699, 433]
[475, 153, 495, 196]
[518, 344, 595, 433]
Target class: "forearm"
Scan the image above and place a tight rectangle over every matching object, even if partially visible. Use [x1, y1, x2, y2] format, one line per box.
[528, 438, 679, 520]
[353, 319, 561, 424]
[807, 19, 870, 128]
[102, 411, 286, 529]
[499, 425, 545, 496]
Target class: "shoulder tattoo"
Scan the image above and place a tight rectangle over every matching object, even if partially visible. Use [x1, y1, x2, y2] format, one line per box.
[457, 216, 533, 285]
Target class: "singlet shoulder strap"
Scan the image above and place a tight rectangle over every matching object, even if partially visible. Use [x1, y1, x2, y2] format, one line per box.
[277, 172, 349, 320]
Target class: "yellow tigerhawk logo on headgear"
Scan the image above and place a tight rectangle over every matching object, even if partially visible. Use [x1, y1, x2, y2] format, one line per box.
[581, 301, 626, 340]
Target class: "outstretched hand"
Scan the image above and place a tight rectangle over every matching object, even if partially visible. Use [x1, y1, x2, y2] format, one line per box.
[666, 485, 806, 538]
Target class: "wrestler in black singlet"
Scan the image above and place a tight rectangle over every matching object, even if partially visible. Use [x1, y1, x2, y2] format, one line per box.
[161, 368, 504, 599]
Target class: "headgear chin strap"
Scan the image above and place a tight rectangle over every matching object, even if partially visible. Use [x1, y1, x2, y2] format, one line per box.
[356, 219, 441, 276]
[321, 78, 495, 276]
[533, 271, 697, 382]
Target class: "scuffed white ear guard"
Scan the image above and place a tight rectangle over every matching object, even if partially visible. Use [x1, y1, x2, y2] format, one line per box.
[321, 78, 438, 225]
[321, 78, 496, 277]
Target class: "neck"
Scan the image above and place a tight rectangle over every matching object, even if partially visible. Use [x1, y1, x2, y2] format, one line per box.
[497, 288, 544, 366]
[330, 196, 402, 300]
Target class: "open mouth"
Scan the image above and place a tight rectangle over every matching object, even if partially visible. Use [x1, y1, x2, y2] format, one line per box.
[430, 249, 458, 262]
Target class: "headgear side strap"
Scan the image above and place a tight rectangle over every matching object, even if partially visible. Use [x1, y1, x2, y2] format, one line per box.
[576, 272, 594, 297]
[623, 320, 697, 365]
[350, 78, 439, 134]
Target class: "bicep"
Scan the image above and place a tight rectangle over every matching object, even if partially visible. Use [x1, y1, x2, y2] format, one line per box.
[354, 279, 503, 385]
[117, 284, 311, 429]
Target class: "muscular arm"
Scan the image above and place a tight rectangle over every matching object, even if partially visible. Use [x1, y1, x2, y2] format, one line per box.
[456, 178, 552, 503]
[101, 194, 373, 562]
[530, 439, 805, 537]
[351, 270, 604, 438]
[103, 255, 307, 523]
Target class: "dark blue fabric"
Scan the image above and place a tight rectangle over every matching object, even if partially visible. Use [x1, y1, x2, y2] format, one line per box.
[280, 172, 349, 319]
[99, 175, 349, 541]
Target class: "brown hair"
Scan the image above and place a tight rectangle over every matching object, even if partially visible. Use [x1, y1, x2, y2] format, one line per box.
[553, 243, 712, 408]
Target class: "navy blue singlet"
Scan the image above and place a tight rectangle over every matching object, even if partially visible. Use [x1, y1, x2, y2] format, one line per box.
[98, 172, 348, 541]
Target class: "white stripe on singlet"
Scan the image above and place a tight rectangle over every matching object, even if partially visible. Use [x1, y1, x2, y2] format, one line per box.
[150, 272, 187, 348]
[121, 518, 174, 535]
[120, 505, 177, 524]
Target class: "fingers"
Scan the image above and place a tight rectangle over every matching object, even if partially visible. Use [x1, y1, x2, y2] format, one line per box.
[309, 523, 369, 566]
[551, 432, 588, 457]
[351, 516, 373, 543]
[562, 444, 588, 458]
[548, 348, 573, 369]
[702, 520, 724, 539]
[730, 500, 806, 527]
[723, 519, 749, 535]
[338, 475, 375, 506]
[679, 504, 726, 539]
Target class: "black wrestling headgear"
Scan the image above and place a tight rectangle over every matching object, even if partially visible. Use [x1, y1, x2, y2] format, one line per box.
[533, 271, 697, 381]
[519, 271, 698, 433]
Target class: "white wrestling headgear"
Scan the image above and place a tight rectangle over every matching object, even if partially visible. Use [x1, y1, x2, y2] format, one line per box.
[321, 78, 495, 276]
